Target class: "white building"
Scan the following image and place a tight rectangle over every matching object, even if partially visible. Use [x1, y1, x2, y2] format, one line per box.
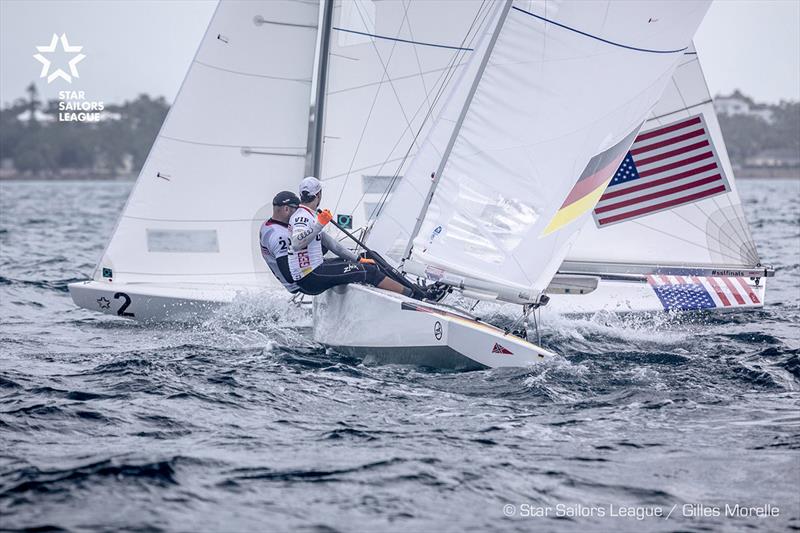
[714, 92, 775, 124]
[714, 95, 750, 116]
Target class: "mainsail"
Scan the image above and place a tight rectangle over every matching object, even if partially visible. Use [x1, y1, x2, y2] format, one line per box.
[563, 42, 763, 274]
[94, 0, 320, 286]
[368, 0, 712, 302]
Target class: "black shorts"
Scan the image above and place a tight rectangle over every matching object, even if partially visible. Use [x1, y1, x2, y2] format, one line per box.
[296, 258, 386, 296]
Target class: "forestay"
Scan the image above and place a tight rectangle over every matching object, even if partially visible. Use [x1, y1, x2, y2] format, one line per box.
[319, 0, 497, 230]
[565, 42, 762, 270]
[94, 0, 319, 286]
[369, 0, 712, 300]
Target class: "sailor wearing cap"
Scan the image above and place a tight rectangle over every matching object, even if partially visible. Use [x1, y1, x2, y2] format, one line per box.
[288, 176, 412, 297]
[260, 191, 302, 293]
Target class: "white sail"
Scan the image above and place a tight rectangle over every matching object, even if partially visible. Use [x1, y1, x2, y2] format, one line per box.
[564, 42, 761, 271]
[93, 0, 320, 286]
[318, 0, 497, 229]
[369, 0, 711, 301]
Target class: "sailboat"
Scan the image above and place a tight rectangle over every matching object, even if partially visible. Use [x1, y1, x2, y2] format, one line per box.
[548, 41, 774, 316]
[71, 0, 745, 369]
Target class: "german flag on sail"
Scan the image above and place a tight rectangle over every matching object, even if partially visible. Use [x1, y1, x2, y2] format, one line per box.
[541, 128, 640, 236]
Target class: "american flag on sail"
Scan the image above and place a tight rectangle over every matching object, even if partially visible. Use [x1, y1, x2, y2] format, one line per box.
[593, 114, 730, 227]
[648, 275, 761, 311]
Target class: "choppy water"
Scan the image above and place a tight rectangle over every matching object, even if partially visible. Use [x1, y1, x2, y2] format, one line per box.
[1, 179, 798, 532]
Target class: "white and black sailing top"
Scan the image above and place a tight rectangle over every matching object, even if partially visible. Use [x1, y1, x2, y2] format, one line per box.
[259, 218, 299, 293]
[288, 205, 358, 281]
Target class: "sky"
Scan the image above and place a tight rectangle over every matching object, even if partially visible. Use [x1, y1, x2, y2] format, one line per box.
[1, 0, 798, 106]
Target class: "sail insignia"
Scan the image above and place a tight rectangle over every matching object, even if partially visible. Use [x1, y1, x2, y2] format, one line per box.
[592, 114, 731, 227]
[541, 127, 640, 236]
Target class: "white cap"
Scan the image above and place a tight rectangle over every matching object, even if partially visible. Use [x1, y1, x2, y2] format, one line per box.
[299, 176, 322, 199]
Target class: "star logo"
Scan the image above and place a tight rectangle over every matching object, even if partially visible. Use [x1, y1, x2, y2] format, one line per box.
[33, 33, 86, 84]
[96, 297, 110, 309]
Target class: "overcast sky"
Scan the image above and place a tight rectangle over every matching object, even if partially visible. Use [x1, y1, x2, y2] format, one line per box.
[1, 0, 798, 106]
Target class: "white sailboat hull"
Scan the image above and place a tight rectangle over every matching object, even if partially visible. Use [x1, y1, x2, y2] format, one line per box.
[68, 280, 243, 322]
[70, 272, 766, 324]
[313, 284, 555, 370]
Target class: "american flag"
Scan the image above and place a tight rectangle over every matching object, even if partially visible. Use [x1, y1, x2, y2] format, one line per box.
[593, 114, 730, 227]
[647, 275, 761, 311]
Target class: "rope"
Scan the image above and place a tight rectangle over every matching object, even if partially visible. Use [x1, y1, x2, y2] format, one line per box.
[364, 1, 493, 221]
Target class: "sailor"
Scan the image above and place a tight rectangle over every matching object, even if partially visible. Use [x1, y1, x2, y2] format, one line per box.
[288, 176, 415, 297]
[259, 191, 302, 293]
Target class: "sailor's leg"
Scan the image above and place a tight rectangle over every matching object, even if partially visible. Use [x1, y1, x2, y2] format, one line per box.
[297, 259, 379, 295]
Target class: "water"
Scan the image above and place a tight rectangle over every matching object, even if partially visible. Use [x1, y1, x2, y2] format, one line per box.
[1, 179, 798, 532]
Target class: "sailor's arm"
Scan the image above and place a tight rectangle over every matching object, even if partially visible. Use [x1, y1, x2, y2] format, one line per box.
[290, 215, 322, 251]
[320, 232, 358, 262]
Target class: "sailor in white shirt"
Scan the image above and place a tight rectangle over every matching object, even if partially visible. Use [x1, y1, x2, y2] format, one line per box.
[288, 176, 413, 297]
[259, 191, 301, 293]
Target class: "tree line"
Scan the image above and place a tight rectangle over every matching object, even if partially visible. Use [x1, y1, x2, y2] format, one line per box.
[0, 83, 168, 176]
[717, 99, 799, 166]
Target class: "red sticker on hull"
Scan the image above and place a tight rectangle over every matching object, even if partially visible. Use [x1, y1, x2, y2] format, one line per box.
[492, 343, 513, 355]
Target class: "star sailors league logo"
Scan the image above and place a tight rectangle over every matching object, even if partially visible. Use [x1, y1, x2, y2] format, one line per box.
[33, 34, 86, 84]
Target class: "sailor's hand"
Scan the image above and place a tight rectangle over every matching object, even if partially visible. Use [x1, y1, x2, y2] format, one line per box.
[317, 209, 333, 226]
[358, 258, 376, 265]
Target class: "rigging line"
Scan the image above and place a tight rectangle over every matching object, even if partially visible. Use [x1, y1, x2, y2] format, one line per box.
[672, 76, 690, 116]
[670, 202, 754, 264]
[702, 180, 754, 257]
[693, 47, 717, 109]
[193, 60, 311, 83]
[331, 0, 411, 214]
[342, 1, 491, 219]
[363, 46, 470, 215]
[511, 6, 688, 54]
[669, 187, 747, 257]
[648, 99, 713, 122]
[327, 64, 468, 95]
[366, 2, 493, 220]
[676, 57, 700, 69]
[630, 218, 753, 264]
[355, 1, 422, 156]
[600, 1, 611, 29]
[710, 194, 752, 254]
[321, 156, 410, 182]
[402, 0, 433, 121]
[364, 63, 481, 220]
[710, 195, 759, 262]
[331, 27, 474, 51]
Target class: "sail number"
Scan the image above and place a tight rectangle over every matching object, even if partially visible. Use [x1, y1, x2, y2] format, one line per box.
[113, 292, 135, 317]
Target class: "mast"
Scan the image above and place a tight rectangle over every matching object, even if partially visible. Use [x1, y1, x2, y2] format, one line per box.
[401, 0, 513, 261]
[305, 0, 334, 178]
